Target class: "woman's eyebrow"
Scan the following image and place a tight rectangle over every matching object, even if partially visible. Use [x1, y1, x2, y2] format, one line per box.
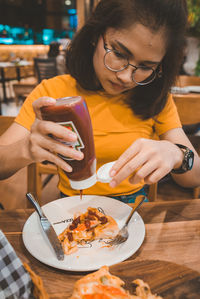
[115, 40, 133, 56]
[115, 40, 161, 65]
[142, 60, 160, 66]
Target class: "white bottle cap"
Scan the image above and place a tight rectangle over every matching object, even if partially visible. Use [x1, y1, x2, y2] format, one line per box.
[96, 161, 116, 183]
[69, 173, 97, 190]
[69, 161, 116, 189]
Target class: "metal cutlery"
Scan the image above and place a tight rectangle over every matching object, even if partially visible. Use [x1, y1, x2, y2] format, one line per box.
[26, 193, 64, 261]
[106, 195, 146, 246]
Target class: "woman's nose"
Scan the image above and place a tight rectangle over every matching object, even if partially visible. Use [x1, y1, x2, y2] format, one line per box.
[115, 67, 133, 84]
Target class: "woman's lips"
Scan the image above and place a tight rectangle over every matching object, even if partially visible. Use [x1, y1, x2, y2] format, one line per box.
[109, 81, 126, 91]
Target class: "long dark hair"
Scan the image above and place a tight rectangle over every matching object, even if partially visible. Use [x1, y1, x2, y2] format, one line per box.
[66, 0, 188, 119]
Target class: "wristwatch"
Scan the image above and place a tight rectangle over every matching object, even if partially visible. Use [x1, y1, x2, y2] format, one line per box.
[171, 144, 194, 174]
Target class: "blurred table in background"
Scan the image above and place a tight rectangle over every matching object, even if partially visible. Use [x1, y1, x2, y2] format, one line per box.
[0, 60, 33, 104]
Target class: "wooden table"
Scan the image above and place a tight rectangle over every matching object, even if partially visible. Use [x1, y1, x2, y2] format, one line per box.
[1, 199, 200, 298]
[0, 60, 33, 103]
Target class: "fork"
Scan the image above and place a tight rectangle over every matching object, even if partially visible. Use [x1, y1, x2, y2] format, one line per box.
[107, 195, 146, 246]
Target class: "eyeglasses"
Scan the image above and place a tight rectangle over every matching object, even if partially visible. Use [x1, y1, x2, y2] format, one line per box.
[103, 37, 158, 86]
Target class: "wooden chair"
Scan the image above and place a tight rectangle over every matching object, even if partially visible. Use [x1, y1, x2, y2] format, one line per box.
[13, 82, 36, 105]
[0, 116, 15, 135]
[34, 57, 58, 83]
[0, 116, 15, 209]
[0, 115, 58, 207]
[173, 94, 200, 125]
[174, 75, 200, 134]
[147, 183, 157, 201]
[175, 75, 200, 87]
[172, 93, 200, 198]
[27, 162, 58, 207]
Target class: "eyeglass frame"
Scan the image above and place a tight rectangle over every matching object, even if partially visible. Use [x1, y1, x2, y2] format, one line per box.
[102, 35, 160, 86]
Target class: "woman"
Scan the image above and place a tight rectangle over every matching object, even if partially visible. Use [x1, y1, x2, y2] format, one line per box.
[0, 0, 200, 203]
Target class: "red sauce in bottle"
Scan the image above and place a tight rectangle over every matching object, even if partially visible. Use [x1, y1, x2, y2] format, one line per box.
[41, 96, 96, 190]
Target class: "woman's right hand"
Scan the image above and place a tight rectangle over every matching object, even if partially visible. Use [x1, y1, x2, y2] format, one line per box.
[28, 97, 84, 173]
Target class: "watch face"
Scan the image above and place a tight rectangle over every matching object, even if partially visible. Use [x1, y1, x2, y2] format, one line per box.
[182, 149, 194, 171]
[188, 153, 194, 170]
[172, 145, 194, 174]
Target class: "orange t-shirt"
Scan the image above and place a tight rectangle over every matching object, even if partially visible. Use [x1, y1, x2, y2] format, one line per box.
[15, 75, 181, 196]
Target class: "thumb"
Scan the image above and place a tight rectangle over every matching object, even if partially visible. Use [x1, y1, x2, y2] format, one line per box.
[33, 97, 56, 120]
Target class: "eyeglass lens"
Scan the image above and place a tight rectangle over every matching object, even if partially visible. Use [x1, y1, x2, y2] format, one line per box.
[104, 50, 156, 85]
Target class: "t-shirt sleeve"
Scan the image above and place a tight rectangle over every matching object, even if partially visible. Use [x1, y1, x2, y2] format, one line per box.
[14, 81, 49, 130]
[154, 94, 182, 136]
[14, 75, 75, 131]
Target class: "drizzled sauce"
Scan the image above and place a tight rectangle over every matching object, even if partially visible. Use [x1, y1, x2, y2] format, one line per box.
[80, 189, 83, 200]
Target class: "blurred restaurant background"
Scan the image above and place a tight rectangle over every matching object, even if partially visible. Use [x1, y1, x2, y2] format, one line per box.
[0, 0, 99, 115]
[0, 0, 199, 208]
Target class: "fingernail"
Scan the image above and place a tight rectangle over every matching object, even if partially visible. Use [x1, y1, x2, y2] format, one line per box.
[65, 165, 72, 172]
[109, 180, 117, 188]
[46, 98, 56, 104]
[75, 151, 84, 159]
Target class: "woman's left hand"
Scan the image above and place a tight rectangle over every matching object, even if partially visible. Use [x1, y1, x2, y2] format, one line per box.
[109, 138, 183, 187]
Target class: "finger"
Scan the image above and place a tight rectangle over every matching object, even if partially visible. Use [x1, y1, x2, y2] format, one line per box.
[110, 141, 140, 177]
[30, 131, 83, 162]
[130, 155, 172, 185]
[33, 97, 56, 120]
[109, 152, 148, 188]
[36, 120, 77, 142]
[129, 161, 158, 185]
[44, 135, 84, 160]
[141, 159, 172, 184]
[37, 148, 73, 173]
[144, 167, 171, 185]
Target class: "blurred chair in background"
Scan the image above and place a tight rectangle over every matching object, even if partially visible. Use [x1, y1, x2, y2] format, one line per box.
[173, 94, 200, 125]
[174, 74, 200, 140]
[13, 83, 36, 105]
[175, 75, 200, 87]
[0, 116, 15, 209]
[27, 162, 58, 207]
[34, 57, 58, 83]
[13, 48, 64, 106]
[147, 183, 157, 201]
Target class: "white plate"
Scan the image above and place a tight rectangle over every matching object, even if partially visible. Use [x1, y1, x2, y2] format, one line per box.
[22, 195, 145, 272]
